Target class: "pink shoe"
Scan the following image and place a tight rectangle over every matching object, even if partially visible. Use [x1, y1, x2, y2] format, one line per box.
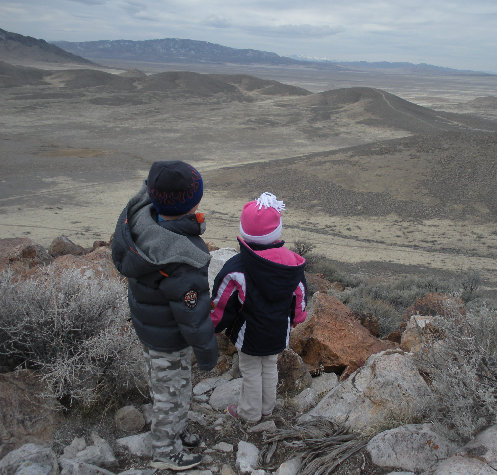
[227, 405, 239, 419]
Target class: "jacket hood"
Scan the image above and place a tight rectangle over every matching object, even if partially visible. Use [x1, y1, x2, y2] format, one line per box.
[112, 183, 210, 278]
[238, 237, 305, 301]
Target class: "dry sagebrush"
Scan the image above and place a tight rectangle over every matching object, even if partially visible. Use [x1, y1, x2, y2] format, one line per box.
[416, 297, 497, 442]
[0, 268, 147, 409]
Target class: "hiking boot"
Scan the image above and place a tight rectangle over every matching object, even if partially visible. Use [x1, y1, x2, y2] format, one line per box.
[150, 451, 202, 471]
[180, 428, 200, 447]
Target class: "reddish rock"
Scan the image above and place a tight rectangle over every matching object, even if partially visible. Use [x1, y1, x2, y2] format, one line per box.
[216, 332, 237, 356]
[46, 246, 120, 280]
[205, 241, 220, 252]
[92, 240, 109, 250]
[404, 293, 465, 319]
[290, 292, 395, 379]
[0, 238, 52, 276]
[0, 370, 62, 459]
[355, 312, 380, 337]
[277, 348, 312, 397]
[48, 235, 86, 258]
[305, 272, 333, 294]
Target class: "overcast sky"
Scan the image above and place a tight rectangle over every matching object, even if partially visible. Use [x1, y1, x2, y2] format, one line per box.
[2, 0, 497, 73]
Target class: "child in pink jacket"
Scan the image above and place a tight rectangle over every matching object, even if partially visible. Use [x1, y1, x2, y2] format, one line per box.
[211, 192, 307, 422]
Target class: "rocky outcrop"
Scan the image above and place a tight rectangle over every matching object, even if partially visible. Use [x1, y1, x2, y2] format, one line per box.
[0, 237, 52, 276]
[298, 349, 432, 435]
[48, 235, 86, 257]
[366, 423, 456, 472]
[290, 292, 395, 378]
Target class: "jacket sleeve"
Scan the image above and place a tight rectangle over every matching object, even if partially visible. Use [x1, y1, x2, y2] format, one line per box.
[163, 265, 218, 371]
[210, 265, 246, 333]
[291, 276, 307, 328]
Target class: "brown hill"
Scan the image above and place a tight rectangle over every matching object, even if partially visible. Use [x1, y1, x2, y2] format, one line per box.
[205, 131, 497, 221]
[299, 87, 497, 134]
[0, 28, 93, 66]
[0, 61, 47, 87]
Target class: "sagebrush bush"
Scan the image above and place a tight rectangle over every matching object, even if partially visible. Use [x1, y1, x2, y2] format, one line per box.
[0, 268, 147, 409]
[337, 275, 473, 336]
[416, 298, 497, 442]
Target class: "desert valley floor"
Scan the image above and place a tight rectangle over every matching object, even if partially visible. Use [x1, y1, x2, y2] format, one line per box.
[1, 59, 497, 290]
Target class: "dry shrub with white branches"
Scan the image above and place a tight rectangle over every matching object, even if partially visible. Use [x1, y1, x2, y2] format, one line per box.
[0, 268, 147, 409]
[416, 297, 497, 442]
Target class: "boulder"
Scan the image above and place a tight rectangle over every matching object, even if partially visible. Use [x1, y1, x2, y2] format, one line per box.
[299, 350, 432, 436]
[0, 237, 52, 275]
[114, 406, 145, 433]
[290, 292, 395, 378]
[48, 236, 86, 257]
[0, 443, 58, 475]
[236, 441, 259, 474]
[59, 458, 116, 474]
[366, 423, 456, 472]
[116, 432, 153, 458]
[277, 348, 312, 397]
[61, 432, 117, 469]
[431, 455, 496, 474]
[456, 425, 497, 470]
[400, 315, 439, 352]
[275, 457, 302, 475]
[209, 378, 242, 411]
[0, 370, 61, 459]
[49, 246, 119, 280]
[288, 372, 339, 413]
[208, 248, 238, 292]
[404, 293, 465, 320]
[305, 272, 333, 294]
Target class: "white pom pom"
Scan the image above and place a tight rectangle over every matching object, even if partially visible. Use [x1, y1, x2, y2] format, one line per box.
[255, 192, 285, 212]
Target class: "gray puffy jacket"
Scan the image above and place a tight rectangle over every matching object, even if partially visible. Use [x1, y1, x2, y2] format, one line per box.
[111, 184, 218, 371]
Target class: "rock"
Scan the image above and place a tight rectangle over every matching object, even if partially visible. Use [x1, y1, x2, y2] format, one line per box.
[404, 293, 465, 321]
[63, 432, 117, 468]
[299, 350, 432, 436]
[457, 425, 497, 470]
[48, 236, 86, 257]
[366, 423, 456, 472]
[63, 438, 87, 459]
[0, 370, 61, 459]
[114, 406, 145, 433]
[431, 455, 496, 474]
[0, 237, 52, 275]
[116, 432, 153, 458]
[305, 272, 333, 294]
[208, 248, 238, 292]
[194, 376, 231, 396]
[59, 458, 116, 474]
[220, 465, 236, 475]
[236, 441, 259, 474]
[277, 348, 312, 396]
[275, 457, 302, 475]
[290, 293, 395, 378]
[213, 442, 234, 453]
[287, 372, 339, 413]
[209, 378, 242, 411]
[247, 420, 277, 433]
[117, 470, 155, 475]
[400, 315, 439, 352]
[49, 246, 119, 280]
[0, 443, 58, 475]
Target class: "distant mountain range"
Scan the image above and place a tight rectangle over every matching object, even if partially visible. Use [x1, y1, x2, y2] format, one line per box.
[0, 27, 492, 76]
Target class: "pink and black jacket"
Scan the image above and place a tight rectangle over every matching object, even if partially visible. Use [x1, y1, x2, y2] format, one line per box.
[211, 237, 307, 356]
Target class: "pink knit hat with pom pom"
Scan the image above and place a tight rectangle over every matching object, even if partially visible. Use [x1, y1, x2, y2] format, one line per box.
[239, 192, 285, 245]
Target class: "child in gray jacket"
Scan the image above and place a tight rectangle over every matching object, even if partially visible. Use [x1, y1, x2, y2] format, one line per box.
[112, 160, 217, 471]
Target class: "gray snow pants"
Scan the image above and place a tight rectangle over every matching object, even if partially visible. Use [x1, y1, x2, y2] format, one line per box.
[142, 345, 192, 459]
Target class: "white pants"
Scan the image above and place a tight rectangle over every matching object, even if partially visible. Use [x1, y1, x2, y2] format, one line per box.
[238, 351, 279, 422]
